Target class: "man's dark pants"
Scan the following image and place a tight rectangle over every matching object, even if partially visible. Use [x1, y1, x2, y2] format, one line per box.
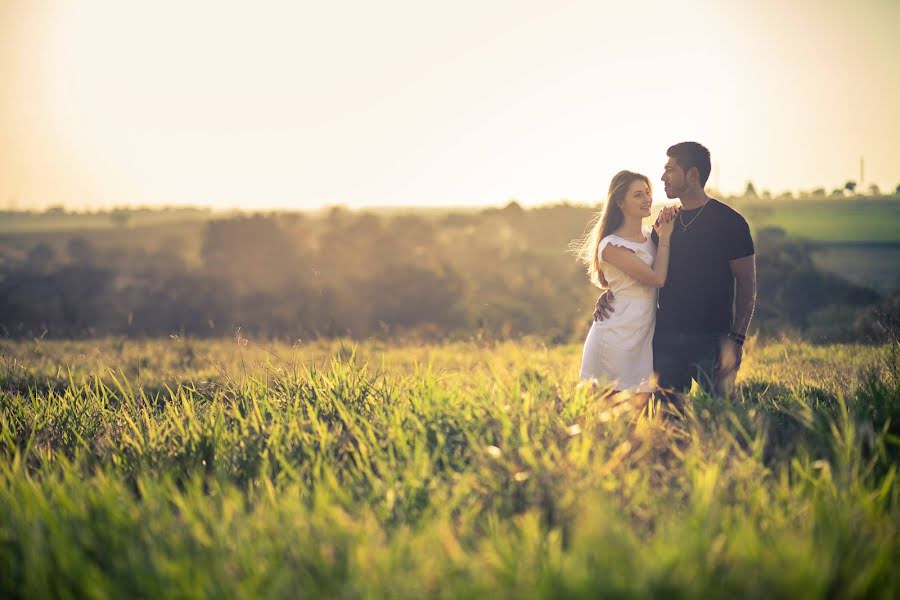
[653, 331, 722, 409]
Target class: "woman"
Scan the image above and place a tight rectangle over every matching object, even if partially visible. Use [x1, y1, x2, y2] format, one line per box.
[571, 170, 677, 399]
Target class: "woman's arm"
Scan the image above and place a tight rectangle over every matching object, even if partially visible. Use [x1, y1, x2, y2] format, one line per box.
[602, 243, 670, 288]
[601, 208, 675, 288]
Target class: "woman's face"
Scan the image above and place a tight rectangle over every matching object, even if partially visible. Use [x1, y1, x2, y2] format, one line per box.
[619, 179, 652, 219]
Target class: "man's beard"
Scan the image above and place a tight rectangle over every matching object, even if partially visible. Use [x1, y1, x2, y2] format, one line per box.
[665, 185, 684, 199]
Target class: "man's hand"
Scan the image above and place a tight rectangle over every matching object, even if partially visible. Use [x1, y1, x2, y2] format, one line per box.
[717, 337, 743, 394]
[592, 289, 615, 321]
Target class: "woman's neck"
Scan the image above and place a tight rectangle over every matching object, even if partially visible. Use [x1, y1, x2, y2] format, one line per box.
[616, 215, 644, 239]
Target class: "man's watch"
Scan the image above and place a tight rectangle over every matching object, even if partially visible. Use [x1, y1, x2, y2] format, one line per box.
[727, 331, 746, 346]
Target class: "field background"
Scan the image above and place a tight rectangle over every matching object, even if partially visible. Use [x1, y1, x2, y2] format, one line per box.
[4, 196, 898, 292]
[2, 195, 898, 344]
[2, 197, 899, 597]
[741, 197, 900, 292]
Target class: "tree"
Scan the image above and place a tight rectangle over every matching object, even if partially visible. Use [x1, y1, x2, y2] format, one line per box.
[744, 181, 758, 198]
[201, 216, 300, 294]
[811, 187, 826, 197]
[868, 184, 881, 196]
[110, 209, 131, 227]
[66, 237, 95, 265]
[26, 243, 55, 271]
[844, 180, 857, 194]
[502, 200, 524, 214]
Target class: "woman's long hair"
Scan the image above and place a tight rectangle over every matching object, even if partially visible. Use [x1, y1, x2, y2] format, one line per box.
[569, 170, 651, 289]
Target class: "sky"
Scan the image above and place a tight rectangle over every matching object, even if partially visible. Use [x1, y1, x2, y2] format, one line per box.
[1, 0, 898, 210]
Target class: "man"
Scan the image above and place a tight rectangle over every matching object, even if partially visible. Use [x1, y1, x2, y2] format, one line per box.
[594, 142, 756, 402]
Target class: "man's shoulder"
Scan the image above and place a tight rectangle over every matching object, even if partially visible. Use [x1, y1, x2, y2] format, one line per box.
[710, 198, 749, 225]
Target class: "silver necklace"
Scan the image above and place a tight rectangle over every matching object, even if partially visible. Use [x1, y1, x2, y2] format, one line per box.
[678, 199, 710, 231]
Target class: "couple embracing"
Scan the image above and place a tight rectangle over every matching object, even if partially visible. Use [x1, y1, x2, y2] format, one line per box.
[573, 142, 757, 408]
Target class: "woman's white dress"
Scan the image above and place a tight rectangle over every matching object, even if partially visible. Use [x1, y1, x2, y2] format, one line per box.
[579, 228, 658, 392]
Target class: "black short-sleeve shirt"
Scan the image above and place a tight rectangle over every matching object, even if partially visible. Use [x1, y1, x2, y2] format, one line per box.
[651, 199, 754, 335]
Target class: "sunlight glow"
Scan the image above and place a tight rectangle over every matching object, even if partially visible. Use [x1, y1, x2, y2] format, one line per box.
[0, 0, 897, 210]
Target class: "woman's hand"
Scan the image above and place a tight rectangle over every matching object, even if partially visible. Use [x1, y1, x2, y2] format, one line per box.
[654, 206, 678, 241]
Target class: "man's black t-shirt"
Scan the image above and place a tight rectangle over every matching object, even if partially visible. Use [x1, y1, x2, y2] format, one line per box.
[651, 199, 754, 335]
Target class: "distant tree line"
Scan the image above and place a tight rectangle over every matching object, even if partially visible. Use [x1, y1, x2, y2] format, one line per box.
[0, 203, 894, 343]
[738, 180, 900, 201]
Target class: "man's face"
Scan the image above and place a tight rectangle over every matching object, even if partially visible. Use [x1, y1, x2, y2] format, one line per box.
[661, 157, 688, 199]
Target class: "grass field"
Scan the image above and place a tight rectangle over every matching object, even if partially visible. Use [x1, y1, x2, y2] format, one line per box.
[1, 336, 898, 598]
[744, 197, 900, 244]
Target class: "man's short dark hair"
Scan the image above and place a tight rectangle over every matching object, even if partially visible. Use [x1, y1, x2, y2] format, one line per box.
[667, 142, 711, 187]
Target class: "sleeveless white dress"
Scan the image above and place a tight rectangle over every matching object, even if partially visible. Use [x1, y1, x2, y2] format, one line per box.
[579, 227, 658, 392]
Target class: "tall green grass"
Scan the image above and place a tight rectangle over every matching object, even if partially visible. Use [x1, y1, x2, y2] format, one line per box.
[0, 338, 898, 598]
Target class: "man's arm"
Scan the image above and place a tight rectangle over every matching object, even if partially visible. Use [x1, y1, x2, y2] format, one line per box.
[730, 254, 756, 336]
[717, 254, 756, 393]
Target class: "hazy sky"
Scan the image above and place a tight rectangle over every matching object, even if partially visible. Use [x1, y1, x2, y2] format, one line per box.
[1, 0, 898, 210]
